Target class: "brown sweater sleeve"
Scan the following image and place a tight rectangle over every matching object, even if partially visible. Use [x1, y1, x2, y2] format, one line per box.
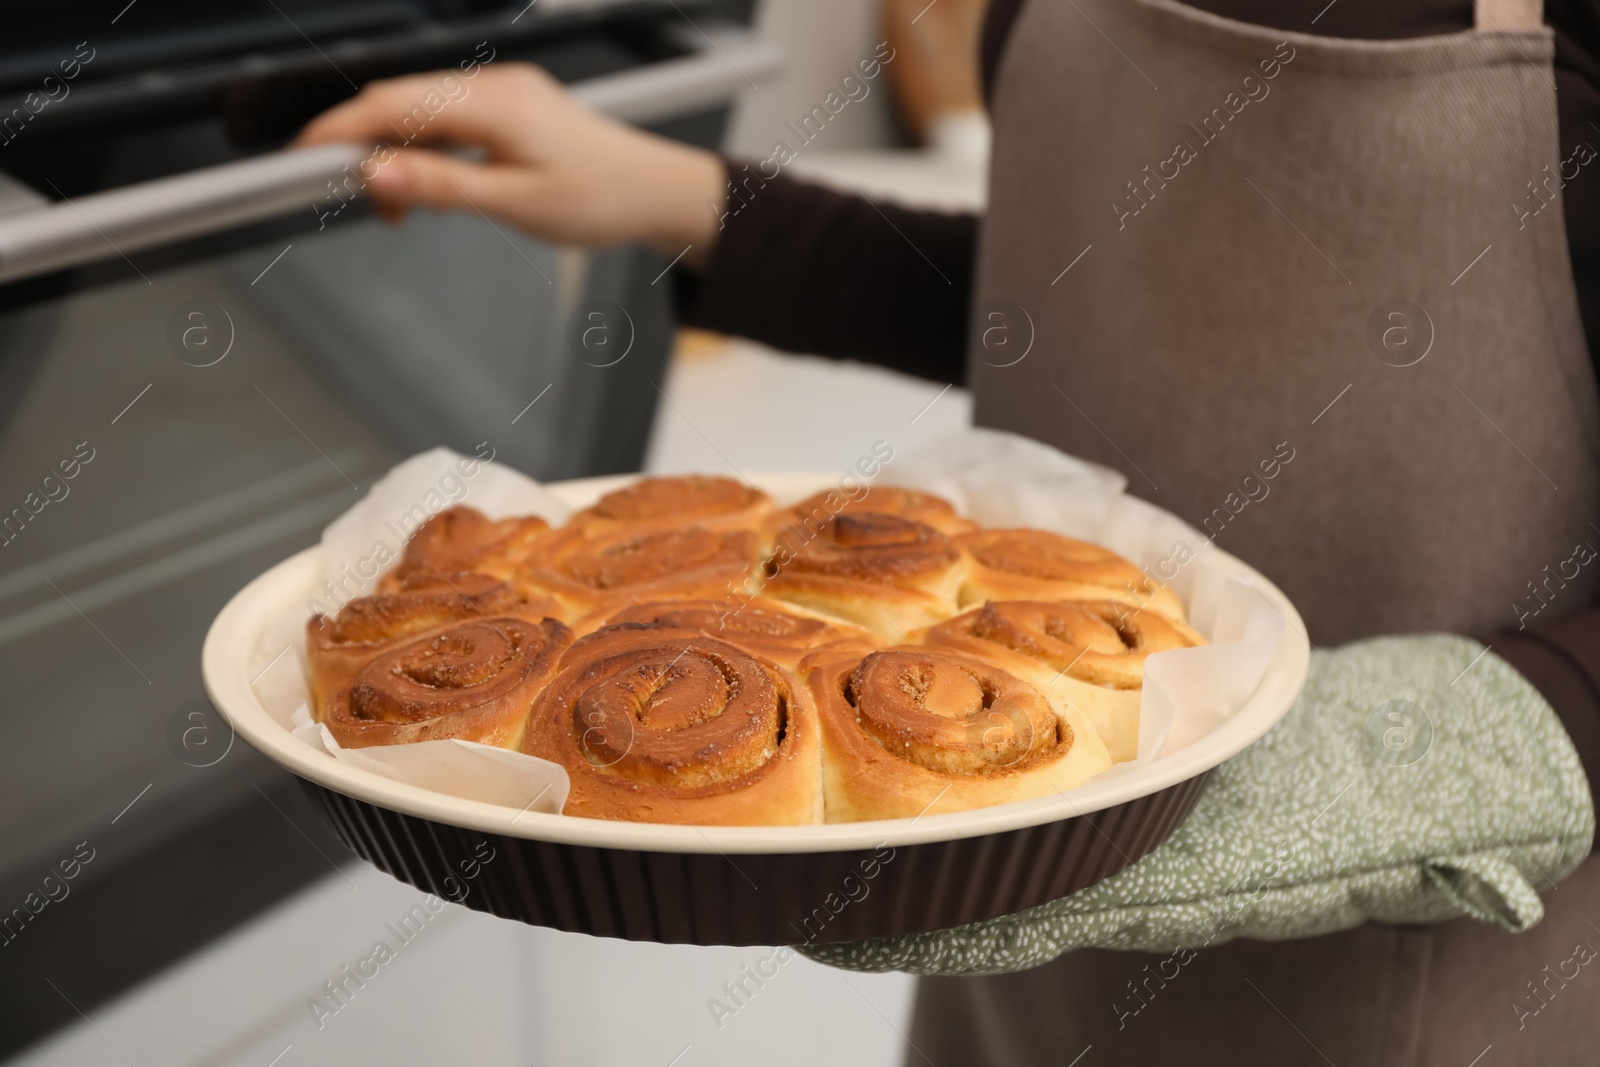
[674, 159, 976, 386]
[1491, 615, 1600, 804]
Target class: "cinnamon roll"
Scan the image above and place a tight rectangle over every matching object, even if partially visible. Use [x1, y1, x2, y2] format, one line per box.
[306, 572, 558, 713]
[322, 615, 572, 748]
[522, 624, 821, 825]
[802, 646, 1112, 822]
[766, 486, 976, 543]
[516, 525, 761, 617]
[761, 513, 963, 642]
[378, 506, 552, 592]
[956, 528, 1191, 629]
[925, 600, 1202, 762]
[577, 597, 877, 669]
[570, 474, 772, 534]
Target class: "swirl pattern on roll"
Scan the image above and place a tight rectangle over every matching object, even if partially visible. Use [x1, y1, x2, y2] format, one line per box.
[323, 615, 572, 748]
[762, 513, 963, 642]
[516, 525, 760, 615]
[378, 506, 552, 592]
[581, 597, 877, 668]
[925, 600, 1201, 763]
[956, 528, 1190, 629]
[803, 646, 1111, 821]
[522, 624, 820, 824]
[306, 573, 558, 712]
[930, 599, 1196, 688]
[847, 649, 1064, 773]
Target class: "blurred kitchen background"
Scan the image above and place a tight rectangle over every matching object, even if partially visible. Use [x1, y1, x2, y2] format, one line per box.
[0, 1, 983, 1063]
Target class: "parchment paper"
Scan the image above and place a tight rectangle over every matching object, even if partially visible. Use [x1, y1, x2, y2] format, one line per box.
[248, 447, 569, 814]
[888, 429, 1288, 773]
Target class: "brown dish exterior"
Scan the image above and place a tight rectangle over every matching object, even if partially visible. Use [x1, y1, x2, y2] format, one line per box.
[301, 768, 1213, 946]
[322, 615, 572, 748]
[521, 624, 821, 825]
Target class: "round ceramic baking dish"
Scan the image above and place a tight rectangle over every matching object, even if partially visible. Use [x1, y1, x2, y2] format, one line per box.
[203, 472, 1309, 946]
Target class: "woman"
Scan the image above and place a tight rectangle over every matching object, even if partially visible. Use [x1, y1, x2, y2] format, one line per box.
[299, 0, 1600, 1061]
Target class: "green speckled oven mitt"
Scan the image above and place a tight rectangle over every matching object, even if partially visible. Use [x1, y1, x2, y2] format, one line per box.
[799, 635, 1596, 976]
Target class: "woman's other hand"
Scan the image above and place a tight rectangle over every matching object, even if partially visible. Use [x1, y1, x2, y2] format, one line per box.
[295, 63, 725, 266]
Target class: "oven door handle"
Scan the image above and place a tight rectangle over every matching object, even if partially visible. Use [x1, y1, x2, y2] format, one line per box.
[0, 21, 780, 286]
[571, 21, 781, 125]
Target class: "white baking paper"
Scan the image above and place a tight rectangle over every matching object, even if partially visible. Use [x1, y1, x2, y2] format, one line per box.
[248, 612, 568, 814]
[890, 426, 1128, 534]
[888, 429, 1289, 770]
[321, 446, 570, 600]
[287, 703, 569, 813]
[247, 447, 573, 815]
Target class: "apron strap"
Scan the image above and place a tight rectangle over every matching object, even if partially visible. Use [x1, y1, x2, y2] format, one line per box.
[1475, 0, 1542, 29]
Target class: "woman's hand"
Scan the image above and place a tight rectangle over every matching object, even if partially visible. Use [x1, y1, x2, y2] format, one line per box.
[295, 64, 725, 266]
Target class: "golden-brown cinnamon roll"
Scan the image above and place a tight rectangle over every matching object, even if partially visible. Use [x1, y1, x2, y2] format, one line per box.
[516, 525, 761, 617]
[570, 474, 772, 534]
[576, 597, 877, 669]
[378, 506, 552, 592]
[305, 573, 558, 713]
[924, 600, 1202, 762]
[522, 624, 821, 824]
[761, 513, 963, 642]
[766, 486, 977, 543]
[802, 646, 1112, 822]
[322, 615, 572, 748]
[956, 528, 1191, 629]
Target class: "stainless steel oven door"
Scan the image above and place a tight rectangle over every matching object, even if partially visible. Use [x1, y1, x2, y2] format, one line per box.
[0, 19, 777, 1057]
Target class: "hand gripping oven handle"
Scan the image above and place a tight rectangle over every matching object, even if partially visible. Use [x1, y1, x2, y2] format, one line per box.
[0, 21, 781, 285]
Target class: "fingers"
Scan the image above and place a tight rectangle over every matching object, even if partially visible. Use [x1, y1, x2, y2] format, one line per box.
[296, 64, 563, 159]
[362, 146, 541, 218]
[291, 62, 708, 251]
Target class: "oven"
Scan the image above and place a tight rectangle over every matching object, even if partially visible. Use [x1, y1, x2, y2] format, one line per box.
[0, 0, 773, 1055]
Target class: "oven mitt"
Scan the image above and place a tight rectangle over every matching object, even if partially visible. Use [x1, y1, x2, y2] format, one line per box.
[798, 635, 1596, 976]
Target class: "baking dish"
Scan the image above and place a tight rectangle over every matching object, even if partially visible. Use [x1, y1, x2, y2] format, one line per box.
[202, 472, 1309, 946]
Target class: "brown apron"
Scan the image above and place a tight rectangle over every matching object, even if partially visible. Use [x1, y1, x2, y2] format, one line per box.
[915, 0, 1600, 1062]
